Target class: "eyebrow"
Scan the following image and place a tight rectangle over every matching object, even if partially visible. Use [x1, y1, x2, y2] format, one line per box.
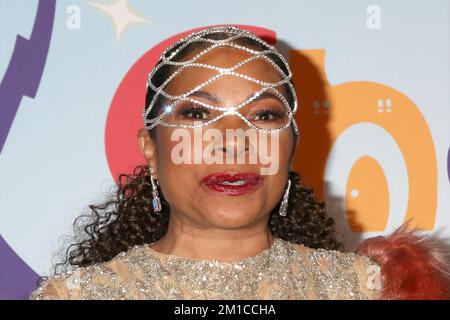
[188, 90, 284, 105]
[189, 91, 221, 103]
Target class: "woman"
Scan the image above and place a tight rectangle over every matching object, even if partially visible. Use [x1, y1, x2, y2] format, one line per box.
[30, 25, 449, 300]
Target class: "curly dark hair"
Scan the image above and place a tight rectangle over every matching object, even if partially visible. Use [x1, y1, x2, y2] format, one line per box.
[54, 28, 342, 274]
[55, 166, 341, 274]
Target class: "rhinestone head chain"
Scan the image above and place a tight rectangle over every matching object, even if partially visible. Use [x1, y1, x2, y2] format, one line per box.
[142, 25, 299, 135]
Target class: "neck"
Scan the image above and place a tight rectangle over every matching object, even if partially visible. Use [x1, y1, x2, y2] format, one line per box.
[149, 213, 274, 262]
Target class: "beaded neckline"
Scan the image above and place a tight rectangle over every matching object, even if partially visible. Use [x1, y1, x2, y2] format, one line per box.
[30, 236, 379, 300]
[143, 237, 284, 265]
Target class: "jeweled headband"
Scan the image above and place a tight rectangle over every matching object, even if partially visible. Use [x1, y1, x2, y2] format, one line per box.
[142, 25, 299, 136]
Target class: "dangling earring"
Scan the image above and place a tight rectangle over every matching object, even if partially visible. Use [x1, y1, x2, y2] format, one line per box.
[149, 166, 162, 214]
[279, 179, 291, 216]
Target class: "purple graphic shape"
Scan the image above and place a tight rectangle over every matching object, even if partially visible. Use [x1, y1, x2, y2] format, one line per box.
[0, 0, 55, 154]
[448, 147, 450, 184]
[0, 235, 40, 299]
[0, 0, 55, 299]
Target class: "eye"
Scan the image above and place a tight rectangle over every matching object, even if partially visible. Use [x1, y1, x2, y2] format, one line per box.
[252, 109, 285, 121]
[180, 104, 210, 120]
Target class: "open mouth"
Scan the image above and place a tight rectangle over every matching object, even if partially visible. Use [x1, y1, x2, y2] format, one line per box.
[201, 172, 263, 196]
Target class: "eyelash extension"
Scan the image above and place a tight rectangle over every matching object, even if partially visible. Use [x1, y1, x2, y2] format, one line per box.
[179, 104, 211, 119]
[253, 109, 285, 120]
[177, 103, 285, 122]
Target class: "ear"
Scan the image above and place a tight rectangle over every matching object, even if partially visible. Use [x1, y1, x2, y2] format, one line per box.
[137, 128, 158, 179]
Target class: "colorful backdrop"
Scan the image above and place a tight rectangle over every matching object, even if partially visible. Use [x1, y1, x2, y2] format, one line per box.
[1, 0, 449, 299]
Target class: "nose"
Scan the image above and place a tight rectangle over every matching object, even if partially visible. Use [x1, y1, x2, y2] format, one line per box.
[212, 115, 255, 161]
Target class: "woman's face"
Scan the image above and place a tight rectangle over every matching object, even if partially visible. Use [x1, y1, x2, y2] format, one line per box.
[139, 45, 296, 230]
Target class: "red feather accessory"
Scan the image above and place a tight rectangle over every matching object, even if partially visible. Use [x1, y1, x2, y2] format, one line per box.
[356, 223, 450, 299]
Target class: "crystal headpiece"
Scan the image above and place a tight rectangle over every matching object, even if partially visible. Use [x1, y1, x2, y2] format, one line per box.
[142, 25, 299, 136]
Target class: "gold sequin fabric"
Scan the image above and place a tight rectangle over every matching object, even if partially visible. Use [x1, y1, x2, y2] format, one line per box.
[29, 237, 381, 300]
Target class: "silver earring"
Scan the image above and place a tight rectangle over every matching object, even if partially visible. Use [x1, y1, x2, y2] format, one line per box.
[279, 179, 291, 216]
[149, 167, 162, 214]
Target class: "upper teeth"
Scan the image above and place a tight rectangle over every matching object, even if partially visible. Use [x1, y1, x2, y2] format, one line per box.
[221, 180, 246, 186]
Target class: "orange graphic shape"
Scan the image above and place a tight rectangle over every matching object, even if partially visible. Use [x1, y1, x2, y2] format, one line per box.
[290, 49, 437, 231]
[346, 156, 389, 232]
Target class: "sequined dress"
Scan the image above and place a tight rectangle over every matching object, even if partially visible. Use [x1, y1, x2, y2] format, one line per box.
[30, 237, 381, 300]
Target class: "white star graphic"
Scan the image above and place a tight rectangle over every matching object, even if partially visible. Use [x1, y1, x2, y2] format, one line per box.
[87, 0, 149, 42]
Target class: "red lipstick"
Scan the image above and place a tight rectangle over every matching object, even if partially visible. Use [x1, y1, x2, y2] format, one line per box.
[201, 172, 263, 196]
